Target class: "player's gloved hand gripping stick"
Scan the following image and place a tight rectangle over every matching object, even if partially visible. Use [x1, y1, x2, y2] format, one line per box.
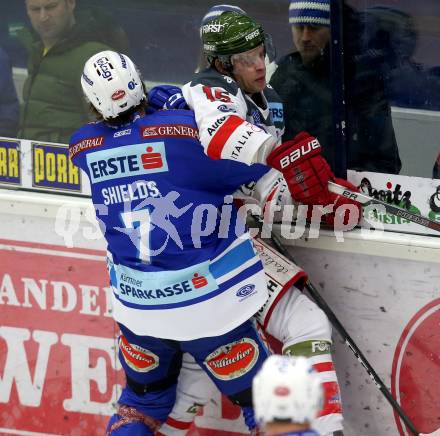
[267, 132, 361, 226]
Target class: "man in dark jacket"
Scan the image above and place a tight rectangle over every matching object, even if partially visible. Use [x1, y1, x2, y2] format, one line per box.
[19, 0, 128, 144]
[270, 0, 402, 175]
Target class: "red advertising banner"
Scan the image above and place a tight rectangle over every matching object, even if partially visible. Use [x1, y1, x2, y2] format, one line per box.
[0, 239, 121, 435]
[0, 239, 250, 436]
[2, 238, 439, 436]
[392, 299, 440, 436]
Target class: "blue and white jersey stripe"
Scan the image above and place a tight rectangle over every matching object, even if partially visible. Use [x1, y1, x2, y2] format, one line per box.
[110, 235, 263, 310]
[109, 235, 268, 340]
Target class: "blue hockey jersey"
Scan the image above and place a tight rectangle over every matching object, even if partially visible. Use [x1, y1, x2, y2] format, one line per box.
[70, 109, 270, 339]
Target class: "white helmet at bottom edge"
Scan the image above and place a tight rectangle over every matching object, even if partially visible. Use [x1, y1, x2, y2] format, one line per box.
[253, 355, 323, 425]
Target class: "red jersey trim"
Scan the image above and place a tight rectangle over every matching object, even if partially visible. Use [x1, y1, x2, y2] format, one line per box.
[207, 115, 244, 160]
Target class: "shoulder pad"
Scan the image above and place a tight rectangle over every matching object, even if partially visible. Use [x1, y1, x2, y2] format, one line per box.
[143, 109, 197, 128]
[190, 68, 240, 97]
[136, 110, 199, 141]
[69, 123, 107, 161]
[264, 85, 283, 105]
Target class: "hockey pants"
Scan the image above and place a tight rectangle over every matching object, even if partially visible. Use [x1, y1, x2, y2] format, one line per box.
[107, 319, 269, 435]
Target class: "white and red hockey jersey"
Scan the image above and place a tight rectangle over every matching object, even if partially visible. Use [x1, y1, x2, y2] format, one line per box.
[182, 67, 284, 166]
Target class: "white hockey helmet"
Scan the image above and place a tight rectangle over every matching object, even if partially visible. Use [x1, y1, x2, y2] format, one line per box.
[253, 355, 323, 425]
[81, 50, 145, 120]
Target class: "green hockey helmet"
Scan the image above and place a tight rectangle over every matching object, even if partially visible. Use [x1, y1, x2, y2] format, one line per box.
[201, 11, 266, 60]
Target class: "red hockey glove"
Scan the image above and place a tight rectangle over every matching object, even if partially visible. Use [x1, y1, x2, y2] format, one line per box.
[266, 132, 334, 205]
[266, 132, 361, 227]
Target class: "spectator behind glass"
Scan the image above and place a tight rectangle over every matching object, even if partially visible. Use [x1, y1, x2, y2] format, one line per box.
[364, 6, 440, 112]
[18, 0, 129, 144]
[0, 46, 19, 137]
[270, 0, 402, 174]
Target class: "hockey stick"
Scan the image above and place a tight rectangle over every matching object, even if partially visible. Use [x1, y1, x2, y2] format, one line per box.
[328, 181, 440, 233]
[250, 214, 439, 436]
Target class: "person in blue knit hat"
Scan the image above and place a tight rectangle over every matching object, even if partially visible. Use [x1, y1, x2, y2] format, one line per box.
[289, 0, 330, 26]
[288, 0, 331, 66]
[270, 0, 401, 175]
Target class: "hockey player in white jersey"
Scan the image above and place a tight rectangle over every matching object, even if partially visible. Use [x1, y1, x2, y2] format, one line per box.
[157, 8, 363, 436]
[253, 355, 323, 436]
[181, 10, 358, 228]
[158, 240, 342, 436]
[182, 11, 283, 167]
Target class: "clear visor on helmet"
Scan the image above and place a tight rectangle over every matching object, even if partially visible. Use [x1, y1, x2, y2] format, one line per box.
[230, 34, 276, 67]
[231, 45, 265, 68]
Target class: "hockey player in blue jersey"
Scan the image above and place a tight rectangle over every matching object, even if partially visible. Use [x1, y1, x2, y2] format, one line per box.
[70, 50, 275, 435]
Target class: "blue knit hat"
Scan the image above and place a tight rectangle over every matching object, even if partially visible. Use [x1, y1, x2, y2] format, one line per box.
[289, 0, 331, 27]
[200, 4, 247, 28]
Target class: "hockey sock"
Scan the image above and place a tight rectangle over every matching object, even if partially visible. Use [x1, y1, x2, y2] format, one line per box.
[107, 384, 176, 435]
[283, 340, 343, 435]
